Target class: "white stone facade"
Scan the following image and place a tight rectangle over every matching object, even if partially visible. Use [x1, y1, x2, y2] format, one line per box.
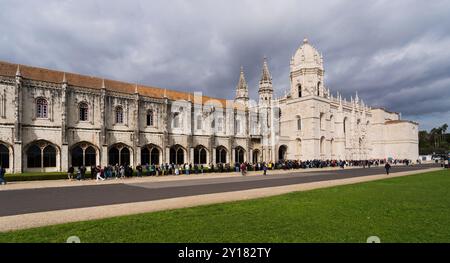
[0, 39, 419, 173]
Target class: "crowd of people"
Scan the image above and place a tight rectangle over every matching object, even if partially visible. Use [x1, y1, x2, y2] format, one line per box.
[65, 158, 416, 181]
[67, 163, 210, 181]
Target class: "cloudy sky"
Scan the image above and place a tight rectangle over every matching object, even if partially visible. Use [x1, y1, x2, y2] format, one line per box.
[1, 0, 449, 130]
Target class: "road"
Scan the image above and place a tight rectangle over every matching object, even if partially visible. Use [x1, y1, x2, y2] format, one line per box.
[0, 164, 438, 217]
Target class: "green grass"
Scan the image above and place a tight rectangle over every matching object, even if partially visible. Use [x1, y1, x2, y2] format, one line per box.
[1, 169, 449, 243]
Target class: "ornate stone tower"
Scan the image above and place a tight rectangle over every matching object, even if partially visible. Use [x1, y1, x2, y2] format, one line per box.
[258, 57, 273, 106]
[234, 66, 249, 105]
[290, 38, 324, 98]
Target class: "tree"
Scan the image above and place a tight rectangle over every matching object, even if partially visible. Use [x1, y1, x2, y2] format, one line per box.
[419, 123, 449, 155]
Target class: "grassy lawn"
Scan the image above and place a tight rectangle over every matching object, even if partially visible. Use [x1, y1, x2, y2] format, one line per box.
[1, 169, 449, 243]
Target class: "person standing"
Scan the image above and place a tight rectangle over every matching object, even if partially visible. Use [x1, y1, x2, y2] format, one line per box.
[175, 164, 180, 175]
[81, 166, 86, 180]
[185, 163, 190, 175]
[68, 166, 74, 180]
[95, 166, 103, 181]
[263, 163, 267, 176]
[385, 162, 391, 175]
[240, 162, 247, 176]
[0, 165, 6, 185]
[136, 163, 142, 177]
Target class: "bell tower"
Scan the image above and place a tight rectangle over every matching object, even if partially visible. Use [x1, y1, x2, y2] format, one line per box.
[234, 66, 249, 105]
[290, 38, 324, 99]
[258, 57, 273, 106]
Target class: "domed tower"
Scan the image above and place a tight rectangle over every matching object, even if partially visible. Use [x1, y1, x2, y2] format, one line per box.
[258, 57, 273, 106]
[290, 38, 324, 99]
[234, 66, 249, 105]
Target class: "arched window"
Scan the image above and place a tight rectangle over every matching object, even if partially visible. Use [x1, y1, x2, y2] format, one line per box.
[115, 106, 124, 124]
[108, 147, 120, 165]
[71, 145, 97, 167]
[120, 148, 130, 165]
[320, 113, 325, 130]
[147, 110, 154, 126]
[252, 149, 260, 163]
[36, 98, 48, 118]
[216, 146, 227, 164]
[317, 82, 321, 96]
[108, 145, 130, 166]
[278, 145, 287, 161]
[150, 148, 160, 165]
[169, 145, 184, 164]
[71, 146, 83, 167]
[43, 145, 56, 167]
[194, 146, 207, 164]
[320, 136, 325, 155]
[298, 85, 302, 98]
[27, 145, 41, 168]
[0, 144, 10, 168]
[79, 102, 88, 121]
[297, 117, 302, 130]
[235, 147, 245, 164]
[85, 146, 96, 166]
[141, 147, 150, 165]
[141, 146, 160, 165]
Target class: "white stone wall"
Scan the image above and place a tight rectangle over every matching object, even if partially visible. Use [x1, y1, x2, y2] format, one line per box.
[0, 39, 420, 173]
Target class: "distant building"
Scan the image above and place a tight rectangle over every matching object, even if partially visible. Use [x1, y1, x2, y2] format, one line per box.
[0, 39, 419, 173]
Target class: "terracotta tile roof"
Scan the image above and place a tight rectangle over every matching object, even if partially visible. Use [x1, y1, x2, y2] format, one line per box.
[0, 60, 237, 108]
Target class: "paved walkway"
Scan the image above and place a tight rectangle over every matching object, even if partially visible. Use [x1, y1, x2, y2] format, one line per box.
[0, 164, 442, 232]
[1, 165, 362, 191]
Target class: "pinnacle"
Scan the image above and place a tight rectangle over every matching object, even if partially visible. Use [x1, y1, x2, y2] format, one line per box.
[260, 57, 272, 84]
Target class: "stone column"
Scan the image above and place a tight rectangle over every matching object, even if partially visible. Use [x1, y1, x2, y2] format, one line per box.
[101, 145, 108, 166]
[165, 147, 170, 163]
[212, 147, 216, 164]
[249, 149, 253, 164]
[231, 147, 235, 164]
[61, 144, 68, 172]
[13, 143, 22, 173]
[135, 146, 141, 166]
[190, 147, 194, 164]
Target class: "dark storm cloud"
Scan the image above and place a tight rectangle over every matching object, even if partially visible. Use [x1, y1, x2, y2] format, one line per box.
[1, 0, 449, 130]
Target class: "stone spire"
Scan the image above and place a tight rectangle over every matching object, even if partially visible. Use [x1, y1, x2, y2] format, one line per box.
[235, 66, 249, 103]
[237, 66, 248, 90]
[258, 57, 273, 105]
[260, 57, 272, 84]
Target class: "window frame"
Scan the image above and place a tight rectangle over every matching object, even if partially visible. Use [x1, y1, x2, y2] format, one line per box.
[115, 106, 124, 124]
[79, 102, 89, 122]
[36, 98, 48, 119]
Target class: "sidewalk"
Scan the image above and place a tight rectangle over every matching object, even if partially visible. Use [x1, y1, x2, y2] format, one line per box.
[0, 165, 363, 191]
